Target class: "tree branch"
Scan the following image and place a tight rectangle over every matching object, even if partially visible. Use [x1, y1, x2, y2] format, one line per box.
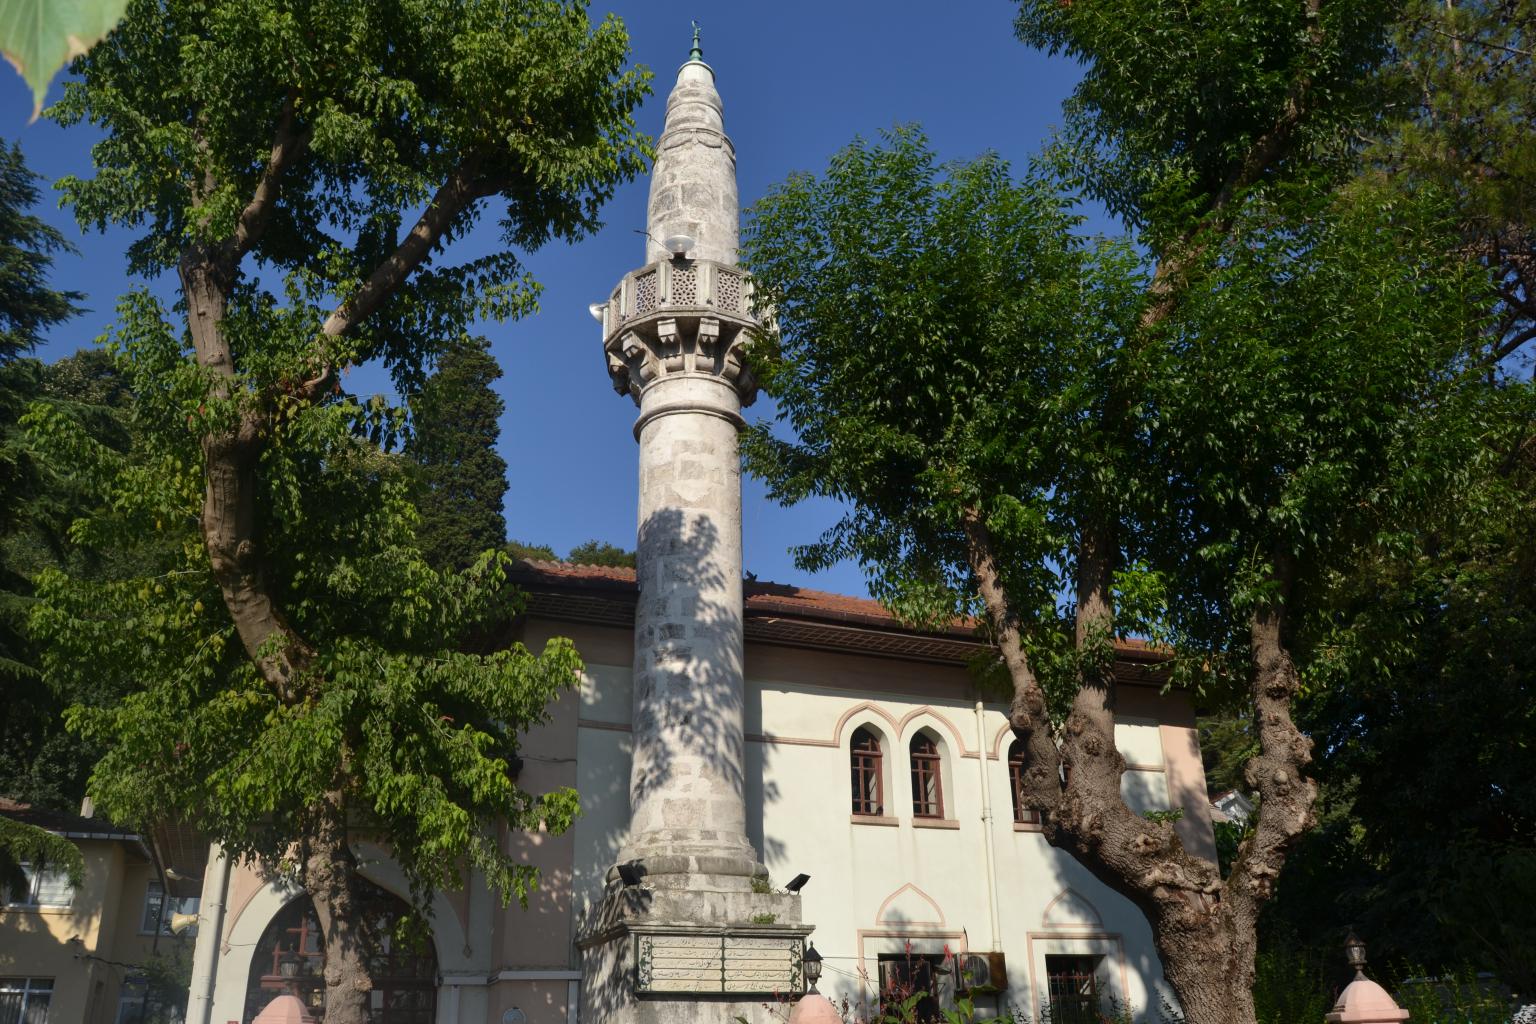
[298, 161, 499, 401]
[957, 505, 1062, 819]
[1224, 557, 1317, 926]
[1142, 0, 1326, 328]
[230, 91, 312, 263]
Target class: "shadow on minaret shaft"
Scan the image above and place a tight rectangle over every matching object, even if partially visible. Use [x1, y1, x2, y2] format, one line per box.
[624, 506, 752, 868]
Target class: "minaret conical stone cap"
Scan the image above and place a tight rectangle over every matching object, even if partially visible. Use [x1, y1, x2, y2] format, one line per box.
[644, 42, 737, 266]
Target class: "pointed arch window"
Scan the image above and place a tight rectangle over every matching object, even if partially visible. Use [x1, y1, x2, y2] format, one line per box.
[851, 727, 884, 816]
[1008, 738, 1041, 824]
[910, 733, 944, 818]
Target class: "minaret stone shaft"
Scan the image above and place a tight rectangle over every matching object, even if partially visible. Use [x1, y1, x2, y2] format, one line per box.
[597, 44, 760, 889]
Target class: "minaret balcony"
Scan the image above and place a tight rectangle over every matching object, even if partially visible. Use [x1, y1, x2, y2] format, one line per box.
[599, 258, 757, 340]
[600, 258, 760, 405]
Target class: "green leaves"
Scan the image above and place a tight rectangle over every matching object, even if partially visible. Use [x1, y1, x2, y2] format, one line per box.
[29, 0, 642, 920]
[1016, 0, 1395, 248]
[742, 128, 1144, 636]
[0, 0, 127, 117]
[0, 814, 84, 899]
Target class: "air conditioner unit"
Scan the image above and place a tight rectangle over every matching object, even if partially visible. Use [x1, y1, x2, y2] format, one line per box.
[956, 952, 1006, 995]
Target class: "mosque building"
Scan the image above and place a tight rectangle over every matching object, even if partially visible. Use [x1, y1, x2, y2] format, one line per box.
[3, 33, 1214, 1024]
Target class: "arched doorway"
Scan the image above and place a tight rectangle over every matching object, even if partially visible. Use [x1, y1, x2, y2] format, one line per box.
[242, 879, 437, 1024]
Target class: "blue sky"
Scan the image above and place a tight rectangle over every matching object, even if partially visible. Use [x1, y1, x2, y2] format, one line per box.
[0, 1, 1087, 599]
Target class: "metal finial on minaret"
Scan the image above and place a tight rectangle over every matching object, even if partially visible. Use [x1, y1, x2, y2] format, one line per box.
[689, 20, 703, 62]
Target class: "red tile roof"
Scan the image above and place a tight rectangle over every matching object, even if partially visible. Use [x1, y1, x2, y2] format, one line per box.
[0, 798, 139, 840]
[508, 560, 1167, 669]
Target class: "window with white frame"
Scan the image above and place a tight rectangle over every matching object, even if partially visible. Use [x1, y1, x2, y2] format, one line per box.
[4, 864, 72, 908]
[0, 977, 53, 1024]
[140, 881, 199, 936]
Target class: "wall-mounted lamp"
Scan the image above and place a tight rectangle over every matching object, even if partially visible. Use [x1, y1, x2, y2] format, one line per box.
[616, 863, 644, 887]
[784, 873, 810, 893]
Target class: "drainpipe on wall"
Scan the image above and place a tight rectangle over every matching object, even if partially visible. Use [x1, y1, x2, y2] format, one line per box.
[186, 842, 231, 1024]
[974, 702, 1002, 952]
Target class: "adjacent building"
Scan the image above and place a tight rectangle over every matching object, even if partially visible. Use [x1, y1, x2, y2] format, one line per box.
[0, 800, 201, 1024]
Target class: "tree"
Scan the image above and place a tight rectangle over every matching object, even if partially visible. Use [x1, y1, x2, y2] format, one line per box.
[505, 539, 557, 562]
[0, 141, 86, 890]
[565, 539, 635, 568]
[1372, 0, 1535, 363]
[1258, 380, 1536, 993]
[34, 4, 651, 1023]
[405, 337, 508, 571]
[741, 121, 1488, 1022]
[2, 350, 142, 812]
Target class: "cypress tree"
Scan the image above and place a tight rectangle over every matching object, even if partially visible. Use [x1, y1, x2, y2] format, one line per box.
[406, 336, 509, 571]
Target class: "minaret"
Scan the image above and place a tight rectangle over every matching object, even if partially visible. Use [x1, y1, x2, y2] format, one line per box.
[580, 28, 811, 1024]
[603, 24, 758, 890]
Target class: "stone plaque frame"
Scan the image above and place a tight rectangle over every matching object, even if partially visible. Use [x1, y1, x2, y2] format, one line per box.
[633, 932, 805, 996]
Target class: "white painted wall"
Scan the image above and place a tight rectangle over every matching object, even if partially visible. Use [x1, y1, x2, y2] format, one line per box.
[566, 643, 1200, 1022]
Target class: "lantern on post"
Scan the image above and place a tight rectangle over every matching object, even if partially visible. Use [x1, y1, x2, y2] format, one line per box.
[1344, 931, 1368, 979]
[802, 943, 823, 993]
[1325, 931, 1409, 1024]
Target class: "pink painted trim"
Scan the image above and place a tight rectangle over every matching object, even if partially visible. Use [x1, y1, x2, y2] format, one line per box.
[911, 818, 961, 830]
[222, 869, 277, 940]
[1040, 888, 1104, 929]
[875, 883, 946, 927]
[1160, 721, 1219, 862]
[1024, 932, 1129, 1016]
[851, 814, 899, 827]
[991, 720, 1014, 760]
[829, 702, 976, 756]
[894, 706, 972, 755]
[830, 702, 903, 748]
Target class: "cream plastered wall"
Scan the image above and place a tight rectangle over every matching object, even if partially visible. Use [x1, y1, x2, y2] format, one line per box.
[0, 839, 180, 1024]
[563, 625, 1212, 1024]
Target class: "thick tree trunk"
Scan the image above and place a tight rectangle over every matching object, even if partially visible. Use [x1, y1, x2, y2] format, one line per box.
[963, 512, 1319, 1024]
[958, 506, 1062, 818]
[304, 792, 373, 1024]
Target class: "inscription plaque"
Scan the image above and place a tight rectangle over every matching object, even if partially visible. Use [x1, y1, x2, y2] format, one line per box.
[635, 933, 805, 996]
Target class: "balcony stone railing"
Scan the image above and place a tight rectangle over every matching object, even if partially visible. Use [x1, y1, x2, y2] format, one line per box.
[600, 258, 761, 406]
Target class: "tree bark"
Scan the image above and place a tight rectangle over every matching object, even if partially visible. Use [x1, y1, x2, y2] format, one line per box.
[304, 791, 373, 1024]
[958, 505, 1062, 819]
[961, 504, 1321, 1022]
